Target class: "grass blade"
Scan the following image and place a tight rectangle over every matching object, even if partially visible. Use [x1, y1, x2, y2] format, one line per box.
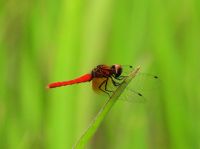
[73, 66, 141, 149]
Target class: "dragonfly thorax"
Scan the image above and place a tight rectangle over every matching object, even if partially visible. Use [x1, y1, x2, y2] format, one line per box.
[91, 64, 123, 78]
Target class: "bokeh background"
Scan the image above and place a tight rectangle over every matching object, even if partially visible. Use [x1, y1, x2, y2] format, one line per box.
[0, 0, 200, 149]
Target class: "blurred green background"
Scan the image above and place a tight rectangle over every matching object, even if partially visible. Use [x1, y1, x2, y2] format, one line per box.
[0, 0, 200, 149]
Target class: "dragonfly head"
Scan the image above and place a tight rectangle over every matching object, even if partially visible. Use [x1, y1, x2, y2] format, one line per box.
[111, 64, 122, 78]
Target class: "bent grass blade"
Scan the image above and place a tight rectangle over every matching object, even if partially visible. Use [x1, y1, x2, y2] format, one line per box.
[73, 66, 141, 149]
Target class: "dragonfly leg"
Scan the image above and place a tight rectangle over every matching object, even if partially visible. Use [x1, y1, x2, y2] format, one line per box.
[116, 75, 127, 80]
[98, 78, 113, 97]
[110, 76, 122, 86]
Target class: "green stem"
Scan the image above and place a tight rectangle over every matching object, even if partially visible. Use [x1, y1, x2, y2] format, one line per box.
[73, 66, 141, 149]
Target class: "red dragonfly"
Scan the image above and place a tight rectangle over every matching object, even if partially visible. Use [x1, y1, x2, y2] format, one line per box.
[48, 64, 158, 101]
[47, 64, 135, 97]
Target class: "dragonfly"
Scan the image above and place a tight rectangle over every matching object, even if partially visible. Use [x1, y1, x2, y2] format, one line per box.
[47, 64, 158, 101]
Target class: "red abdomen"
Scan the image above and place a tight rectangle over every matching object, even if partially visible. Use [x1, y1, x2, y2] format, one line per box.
[48, 74, 92, 88]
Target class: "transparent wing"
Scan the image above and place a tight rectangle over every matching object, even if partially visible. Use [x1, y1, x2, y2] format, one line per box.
[120, 65, 134, 76]
[118, 73, 160, 103]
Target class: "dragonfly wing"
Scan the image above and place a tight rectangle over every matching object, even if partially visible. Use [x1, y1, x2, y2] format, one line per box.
[118, 73, 160, 103]
[120, 65, 134, 76]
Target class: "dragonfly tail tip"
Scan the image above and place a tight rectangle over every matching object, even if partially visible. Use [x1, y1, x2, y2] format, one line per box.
[46, 85, 51, 89]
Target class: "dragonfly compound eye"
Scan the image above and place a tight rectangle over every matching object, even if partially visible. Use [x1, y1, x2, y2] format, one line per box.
[113, 65, 122, 78]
